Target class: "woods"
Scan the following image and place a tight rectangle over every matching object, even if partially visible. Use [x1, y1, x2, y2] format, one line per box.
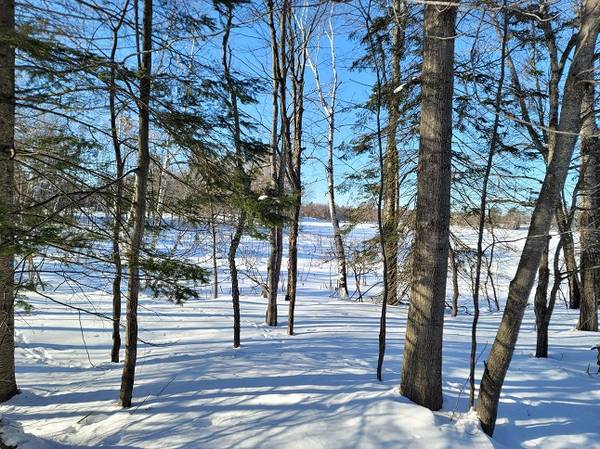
[0, 0, 599, 448]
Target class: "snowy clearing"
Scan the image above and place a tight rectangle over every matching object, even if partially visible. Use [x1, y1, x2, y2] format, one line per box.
[1, 221, 599, 449]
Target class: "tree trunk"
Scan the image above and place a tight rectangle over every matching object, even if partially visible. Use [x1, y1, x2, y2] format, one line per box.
[383, 0, 405, 306]
[579, 82, 600, 331]
[450, 248, 459, 317]
[307, 8, 349, 301]
[265, 0, 283, 327]
[119, 0, 152, 408]
[108, 4, 128, 363]
[325, 93, 348, 300]
[476, 3, 600, 434]
[400, 0, 457, 411]
[555, 204, 581, 309]
[0, 0, 18, 403]
[287, 201, 300, 335]
[534, 238, 550, 357]
[537, 238, 564, 358]
[468, 4, 508, 408]
[222, 2, 247, 344]
[228, 213, 245, 348]
[210, 202, 218, 299]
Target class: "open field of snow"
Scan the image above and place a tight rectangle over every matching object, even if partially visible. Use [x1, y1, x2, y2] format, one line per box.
[1, 221, 599, 449]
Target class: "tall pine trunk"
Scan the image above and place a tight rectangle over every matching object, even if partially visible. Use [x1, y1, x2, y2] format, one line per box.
[209, 201, 218, 299]
[0, 0, 18, 403]
[383, 0, 404, 306]
[221, 3, 246, 346]
[119, 0, 152, 408]
[476, 3, 600, 433]
[108, 3, 128, 363]
[578, 83, 600, 331]
[400, 0, 457, 411]
[265, 0, 283, 327]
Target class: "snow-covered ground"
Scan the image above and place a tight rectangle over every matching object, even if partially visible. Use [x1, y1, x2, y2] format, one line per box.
[1, 221, 599, 448]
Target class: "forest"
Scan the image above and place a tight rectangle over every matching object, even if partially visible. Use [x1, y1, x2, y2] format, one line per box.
[0, 0, 599, 447]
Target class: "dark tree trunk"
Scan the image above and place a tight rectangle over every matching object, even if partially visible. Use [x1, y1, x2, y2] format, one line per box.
[383, 0, 405, 306]
[0, 0, 18, 403]
[400, 0, 457, 411]
[450, 248, 459, 317]
[228, 213, 245, 348]
[119, 0, 152, 408]
[210, 202, 218, 299]
[287, 201, 300, 335]
[469, 4, 508, 408]
[221, 2, 247, 345]
[476, 4, 599, 434]
[554, 204, 581, 309]
[579, 83, 600, 331]
[265, 0, 285, 327]
[108, 2, 128, 364]
[534, 238, 551, 358]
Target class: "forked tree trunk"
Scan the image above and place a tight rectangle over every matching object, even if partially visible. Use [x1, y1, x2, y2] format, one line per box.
[554, 204, 581, 309]
[119, 0, 152, 408]
[579, 84, 600, 331]
[0, 0, 18, 403]
[536, 238, 564, 358]
[400, 0, 457, 411]
[476, 3, 600, 434]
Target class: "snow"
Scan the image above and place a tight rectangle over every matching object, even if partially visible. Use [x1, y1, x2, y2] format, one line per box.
[1, 221, 599, 448]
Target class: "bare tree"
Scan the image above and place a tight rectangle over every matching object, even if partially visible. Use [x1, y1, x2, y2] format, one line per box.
[468, 2, 509, 409]
[307, 4, 350, 301]
[400, 0, 458, 411]
[107, 0, 130, 364]
[476, 0, 600, 434]
[119, 0, 153, 408]
[382, 0, 406, 306]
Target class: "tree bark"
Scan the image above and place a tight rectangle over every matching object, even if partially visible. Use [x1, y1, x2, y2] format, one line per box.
[476, 2, 600, 433]
[119, 0, 152, 408]
[400, 0, 457, 411]
[0, 0, 18, 403]
[578, 82, 600, 331]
